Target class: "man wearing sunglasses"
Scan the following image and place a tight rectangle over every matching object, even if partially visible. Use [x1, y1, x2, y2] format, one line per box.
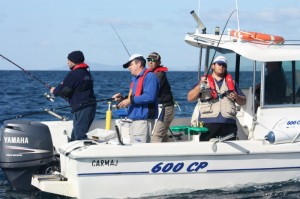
[147, 52, 175, 142]
[187, 55, 246, 141]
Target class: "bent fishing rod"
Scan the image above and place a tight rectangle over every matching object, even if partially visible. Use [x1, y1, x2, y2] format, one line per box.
[0, 54, 55, 101]
[190, 10, 237, 80]
[109, 22, 131, 57]
[205, 9, 236, 80]
[0, 54, 52, 89]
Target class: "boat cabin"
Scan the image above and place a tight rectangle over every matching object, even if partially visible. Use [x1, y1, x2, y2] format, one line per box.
[185, 27, 300, 143]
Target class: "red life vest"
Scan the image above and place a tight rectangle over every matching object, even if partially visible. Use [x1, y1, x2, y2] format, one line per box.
[72, 63, 88, 70]
[129, 69, 151, 97]
[154, 66, 168, 73]
[61, 63, 89, 84]
[205, 74, 235, 99]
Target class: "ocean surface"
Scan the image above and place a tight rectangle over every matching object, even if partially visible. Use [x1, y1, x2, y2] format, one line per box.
[1, 70, 300, 199]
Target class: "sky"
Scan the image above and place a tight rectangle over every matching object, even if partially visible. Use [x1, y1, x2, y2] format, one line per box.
[0, 0, 300, 71]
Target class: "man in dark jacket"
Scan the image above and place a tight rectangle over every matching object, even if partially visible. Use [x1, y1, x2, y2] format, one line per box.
[50, 51, 96, 141]
[147, 52, 175, 142]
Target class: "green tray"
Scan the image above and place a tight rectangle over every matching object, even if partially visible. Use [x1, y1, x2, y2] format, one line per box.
[185, 127, 209, 135]
[170, 126, 189, 133]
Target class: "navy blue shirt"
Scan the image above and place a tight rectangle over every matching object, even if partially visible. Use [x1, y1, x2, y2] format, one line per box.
[128, 68, 159, 120]
[53, 67, 96, 112]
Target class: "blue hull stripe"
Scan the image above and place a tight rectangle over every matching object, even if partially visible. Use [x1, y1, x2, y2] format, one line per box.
[78, 171, 149, 176]
[78, 166, 300, 177]
[208, 166, 300, 172]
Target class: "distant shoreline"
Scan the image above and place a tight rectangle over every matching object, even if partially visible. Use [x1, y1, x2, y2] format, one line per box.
[0, 69, 199, 72]
[0, 69, 253, 72]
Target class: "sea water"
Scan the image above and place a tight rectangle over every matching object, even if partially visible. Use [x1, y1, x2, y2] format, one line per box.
[1, 70, 300, 199]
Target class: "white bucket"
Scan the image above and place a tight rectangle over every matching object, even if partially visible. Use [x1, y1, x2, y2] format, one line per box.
[87, 128, 116, 142]
[115, 119, 132, 144]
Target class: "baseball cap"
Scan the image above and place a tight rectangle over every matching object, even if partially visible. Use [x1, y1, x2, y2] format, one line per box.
[213, 56, 227, 65]
[123, 54, 144, 68]
[147, 52, 161, 62]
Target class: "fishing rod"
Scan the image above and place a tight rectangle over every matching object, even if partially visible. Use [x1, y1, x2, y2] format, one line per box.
[0, 106, 69, 122]
[0, 54, 55, 102]
[204, 9, 237, 80]
[0, 54, 52, 89]
[0, 97, 117, 122]
[109, 22, 131, 57]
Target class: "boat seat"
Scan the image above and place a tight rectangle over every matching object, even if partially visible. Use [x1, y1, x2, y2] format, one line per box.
[185, 127, 209, 142]
[169, 126, 209, 142]
[169, 126, 189, 140]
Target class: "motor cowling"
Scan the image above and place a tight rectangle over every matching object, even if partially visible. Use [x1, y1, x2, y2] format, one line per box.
[0, 120, 55, 190]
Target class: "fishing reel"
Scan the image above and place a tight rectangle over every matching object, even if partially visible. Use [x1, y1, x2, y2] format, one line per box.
[200, 82, 210, 91]
[44, 93, 55, 102]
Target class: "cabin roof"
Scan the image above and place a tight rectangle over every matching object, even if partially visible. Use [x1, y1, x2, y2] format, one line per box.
[185, 32, 300, 62]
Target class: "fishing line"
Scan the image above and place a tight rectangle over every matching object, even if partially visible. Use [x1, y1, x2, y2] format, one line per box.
[204, 9, 237, 79]
[108, 22, 131, 57]
[0, 54, 52, 89]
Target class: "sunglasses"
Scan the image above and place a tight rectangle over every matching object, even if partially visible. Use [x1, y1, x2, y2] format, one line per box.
[215, 63, 227, 67]
[147, 58, 157, 62]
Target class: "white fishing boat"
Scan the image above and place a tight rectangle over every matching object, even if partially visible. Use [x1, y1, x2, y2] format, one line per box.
[1, 9, 300, 199]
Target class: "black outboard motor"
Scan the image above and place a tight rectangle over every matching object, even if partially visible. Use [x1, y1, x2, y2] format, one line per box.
[0, 120, 56, 191]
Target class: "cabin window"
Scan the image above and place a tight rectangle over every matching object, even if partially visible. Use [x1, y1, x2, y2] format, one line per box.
[264, 61, 287, 105]
[295, 61, 300, 103]
[264, 61, 300, 105]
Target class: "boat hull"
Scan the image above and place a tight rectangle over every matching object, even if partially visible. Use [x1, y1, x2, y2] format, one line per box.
[32, 140, 300, 198]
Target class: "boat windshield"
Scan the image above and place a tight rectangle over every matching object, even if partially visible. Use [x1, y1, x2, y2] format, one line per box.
[205, 48, 300, 108]
[206, 49, 261, 88]
[263, 61, 300, 106]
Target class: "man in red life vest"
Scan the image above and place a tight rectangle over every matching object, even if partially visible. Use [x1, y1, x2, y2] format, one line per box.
[50, 51, 96, 141]
[147, 52, 175, 142]
[187, 55, 246, 141]
[112, 54, 159, 143]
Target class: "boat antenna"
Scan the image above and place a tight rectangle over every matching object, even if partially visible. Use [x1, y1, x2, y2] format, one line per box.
[235, 0, 241, 41]
[109, 22, 131, 57]
[235, 0, 240, 31]
[0, 54, 52, 89]
[197, 0, 201, 17]
[204, 9, 237, 80]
